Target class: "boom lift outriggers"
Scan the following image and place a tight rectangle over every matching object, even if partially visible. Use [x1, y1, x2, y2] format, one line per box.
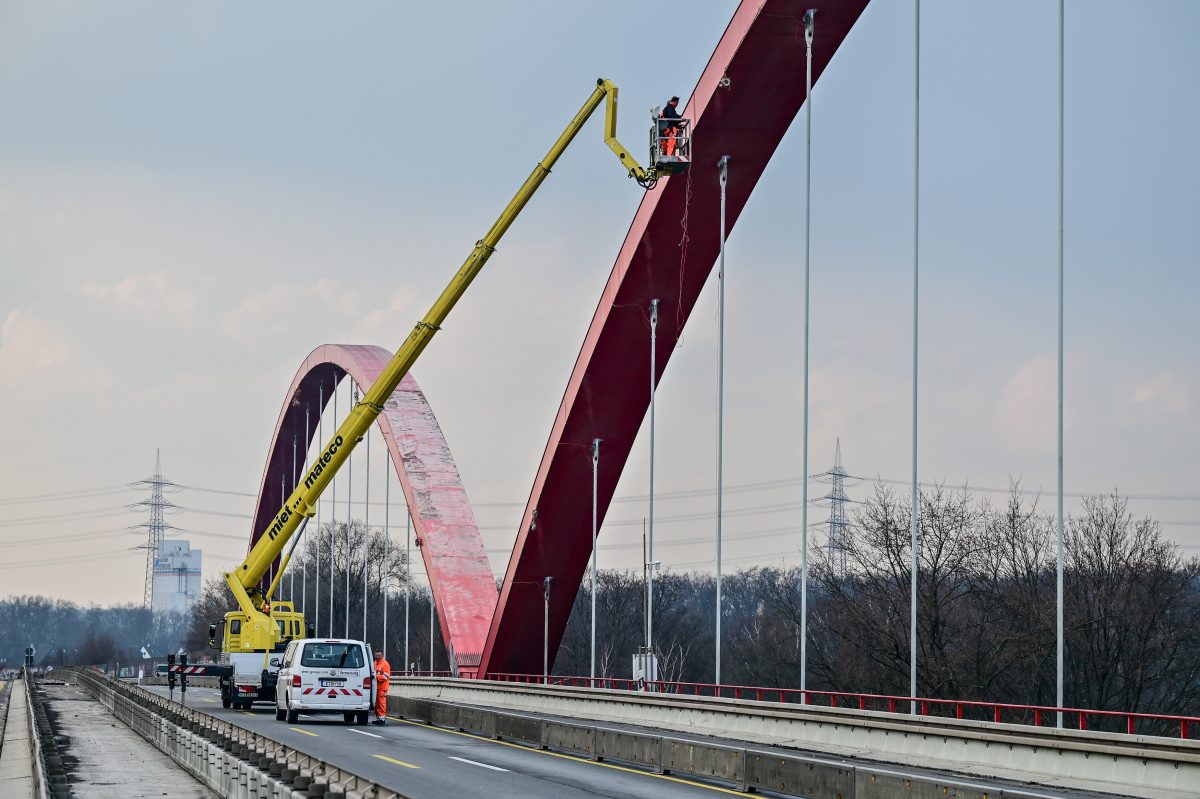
[202, 80, 691, 706]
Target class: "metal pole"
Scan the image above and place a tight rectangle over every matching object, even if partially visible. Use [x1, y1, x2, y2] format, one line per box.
[910, 0, 921, 715]
[1056, 0, 1066, 728]
[429, 587, 435, 671]
[642, 528, 649, 649]
[330, 379, 337, 637]
[316, 383, 323, 637]
[801, 7, 815, 701]
[291, 434, 297, 602]
[543, 577, 552, 682]
[715, 155, 729, 686]
[363, 427, 370, 641]
[648, 298, 659, 657]
[590, 438, 600, 684]
[383, 445, 389, 660]
[346, 385, 354, 638]
[303, 404, 310, 616]
[279, 473, 284, 597]
[405, 511, 411, 671]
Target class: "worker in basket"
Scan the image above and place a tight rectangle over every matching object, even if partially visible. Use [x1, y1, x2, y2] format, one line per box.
[373, 649, 391, 725]
[658, 96, 682, 157]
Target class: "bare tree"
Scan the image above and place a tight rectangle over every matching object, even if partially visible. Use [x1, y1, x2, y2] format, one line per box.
[1065, 493, 1200, 724]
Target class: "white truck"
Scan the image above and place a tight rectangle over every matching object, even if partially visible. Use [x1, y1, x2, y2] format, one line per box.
[186, 612, 313, 709]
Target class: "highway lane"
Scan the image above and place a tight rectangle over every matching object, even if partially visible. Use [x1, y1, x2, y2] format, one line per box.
[145, 686, 767, 798]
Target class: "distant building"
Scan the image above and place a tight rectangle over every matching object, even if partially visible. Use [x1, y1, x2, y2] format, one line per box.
[152, 540, 201, 615]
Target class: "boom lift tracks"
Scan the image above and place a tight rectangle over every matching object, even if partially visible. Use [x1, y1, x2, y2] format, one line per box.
[197, 79, 692, 706]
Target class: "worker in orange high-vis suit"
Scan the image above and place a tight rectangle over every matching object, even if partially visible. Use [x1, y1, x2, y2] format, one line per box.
[372, 650, 391, 725]
[659, 96, 682, 157]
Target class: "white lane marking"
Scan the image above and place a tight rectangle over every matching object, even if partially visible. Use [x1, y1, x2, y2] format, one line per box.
[347, 728, 384, 739]
[449, 756, 509, 772]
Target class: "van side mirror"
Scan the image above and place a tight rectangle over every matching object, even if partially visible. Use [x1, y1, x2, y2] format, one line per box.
[269, 657, 281, 668]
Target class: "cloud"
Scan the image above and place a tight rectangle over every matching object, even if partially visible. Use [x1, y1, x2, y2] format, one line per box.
[84, 271, 200, 326]
[0, 309, 72, 384]
[356, 287, 418, 339]
[217, 278, 358, 342]
[996, 353, 1056, 454]
[1129, 371, 1192, 418]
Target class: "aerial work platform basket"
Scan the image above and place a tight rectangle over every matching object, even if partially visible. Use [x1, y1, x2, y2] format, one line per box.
[650, 108, 691, 176]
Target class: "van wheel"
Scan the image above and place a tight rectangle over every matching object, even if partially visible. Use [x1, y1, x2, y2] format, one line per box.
[275, 706, 286, 721]
[343, 712, 354, 724]
[286, 707, 298, 724]
[221, 686, 232, 709]
[356, 711, 369, 726]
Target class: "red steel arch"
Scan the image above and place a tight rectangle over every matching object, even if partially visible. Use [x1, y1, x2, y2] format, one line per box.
[249, 344, 496, 672]
[479, 0, 872, 675]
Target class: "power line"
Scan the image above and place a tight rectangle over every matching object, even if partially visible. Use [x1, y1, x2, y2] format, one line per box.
[0, 485, 132, 506]
[853, 475, 1200, 503]
[179, 473, 1200, 508]
[179, 485, 256, 498]
[186, 508, 252, 520]
[0, 508, 131, 528]
[0, 548, 138, 571]
[0, 527, 136, 548]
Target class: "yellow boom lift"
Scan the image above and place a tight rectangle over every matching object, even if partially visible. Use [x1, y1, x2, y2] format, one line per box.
[201, 80, 691, 707]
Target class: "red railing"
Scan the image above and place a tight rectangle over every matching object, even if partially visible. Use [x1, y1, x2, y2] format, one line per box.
[400, 670, 455, 678]
[412, 672, 1197, 741]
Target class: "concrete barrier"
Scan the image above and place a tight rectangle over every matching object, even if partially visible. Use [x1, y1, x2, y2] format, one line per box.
[494, 710, 541, 746]
[429, 701, 459, 730]
[746, 751, 854, 798]
[661, 737, 747, 789]
[455, 705, 497, 738]
[594, 727, 659, 769]
[541, 719, 596, 756]
[392, 678, 1200, 799]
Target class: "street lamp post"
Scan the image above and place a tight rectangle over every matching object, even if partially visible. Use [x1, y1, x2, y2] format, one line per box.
[590, 438, 600, 684]
[647, 298, 659, 658]
[715, 154, 729, 686]
[543, 576, 553, 683]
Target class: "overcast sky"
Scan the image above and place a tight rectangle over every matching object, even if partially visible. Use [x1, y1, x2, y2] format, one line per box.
[1, 0, 1197, 606]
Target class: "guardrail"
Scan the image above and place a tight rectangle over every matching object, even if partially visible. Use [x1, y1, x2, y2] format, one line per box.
[396, 676, 1200, 799]
[480, 672, 1199, 740]
[0, 679, 9, 763]
[21, 669, 59, 799]
[67, 668, 412, 799]
[136, 675, 222, 689]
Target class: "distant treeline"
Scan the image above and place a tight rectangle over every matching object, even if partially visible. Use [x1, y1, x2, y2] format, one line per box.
[552, 487, 1200, 731]
[0, 597, 189, 668]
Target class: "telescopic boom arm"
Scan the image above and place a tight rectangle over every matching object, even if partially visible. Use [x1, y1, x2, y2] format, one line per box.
[224, 78, 666, 622]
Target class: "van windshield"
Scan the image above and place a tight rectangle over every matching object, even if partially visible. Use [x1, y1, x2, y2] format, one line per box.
[300, 643, 364, 669]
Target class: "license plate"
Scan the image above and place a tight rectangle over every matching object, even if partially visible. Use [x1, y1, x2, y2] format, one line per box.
[320, 679, 345, 687]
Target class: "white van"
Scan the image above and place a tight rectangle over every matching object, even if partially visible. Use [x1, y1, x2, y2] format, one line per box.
[274, 638, 374, 725]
